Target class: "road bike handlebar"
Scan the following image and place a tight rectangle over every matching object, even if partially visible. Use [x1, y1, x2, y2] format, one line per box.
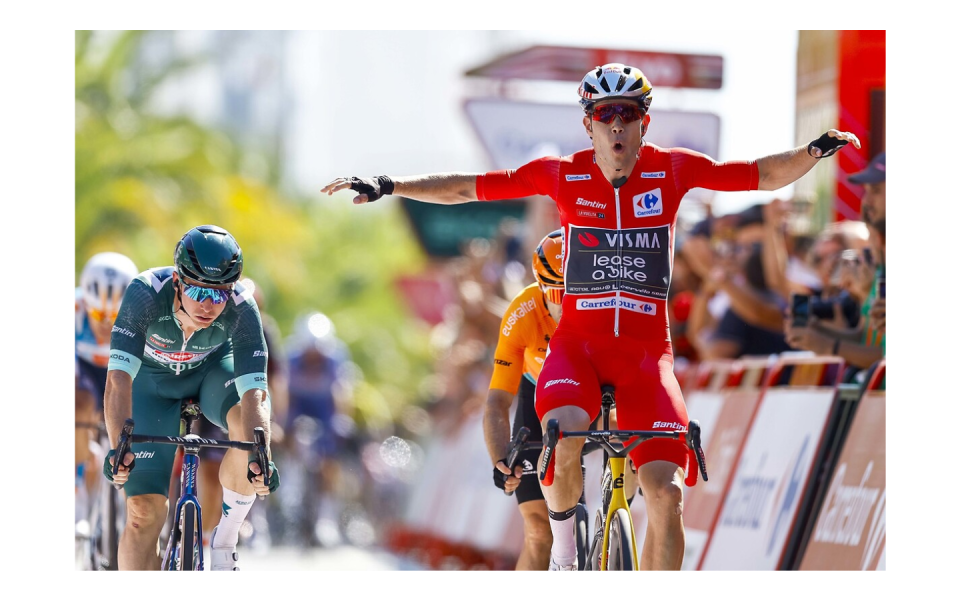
[539, 419, 708, 483]
[112, 418, 270, 486]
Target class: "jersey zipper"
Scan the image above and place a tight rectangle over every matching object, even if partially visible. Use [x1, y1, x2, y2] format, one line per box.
[171, 308, 193, 376]
[614, 186, 622, 338]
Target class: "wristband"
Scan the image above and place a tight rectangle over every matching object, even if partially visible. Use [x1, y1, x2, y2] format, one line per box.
[807, 132, 848, 159]
[375, 175, 394, 197]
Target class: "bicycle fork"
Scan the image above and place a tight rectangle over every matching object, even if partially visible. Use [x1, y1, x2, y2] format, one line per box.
[162, 449, 204, 571]
[598, 456, 639, 570]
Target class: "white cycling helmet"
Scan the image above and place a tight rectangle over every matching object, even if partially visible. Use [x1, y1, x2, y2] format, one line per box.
[578, 63, 653, 113]
[80, 252, 138, 321]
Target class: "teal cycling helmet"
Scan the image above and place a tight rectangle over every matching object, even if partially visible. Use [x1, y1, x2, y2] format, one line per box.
[174, 225, 243, 285]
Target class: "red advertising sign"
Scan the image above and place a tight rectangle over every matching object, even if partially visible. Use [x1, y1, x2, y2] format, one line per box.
[466, 45, 723, 89]
[799, 385, 885, 569]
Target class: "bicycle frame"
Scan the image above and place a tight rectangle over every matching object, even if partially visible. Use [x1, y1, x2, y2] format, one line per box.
[113, 400, 268, 572]
[540, 385, 708, 571]
[160, 402, 203, 571]
[599, 455, 638, 570]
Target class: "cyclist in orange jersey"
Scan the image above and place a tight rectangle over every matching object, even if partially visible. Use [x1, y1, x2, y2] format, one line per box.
[483, 230, 562, 570]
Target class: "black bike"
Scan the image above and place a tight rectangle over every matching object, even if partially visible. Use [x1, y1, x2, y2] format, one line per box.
[502, 426, 591, 570]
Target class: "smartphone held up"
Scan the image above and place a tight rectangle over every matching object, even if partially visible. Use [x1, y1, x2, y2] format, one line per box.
[791, 294, 811, 328]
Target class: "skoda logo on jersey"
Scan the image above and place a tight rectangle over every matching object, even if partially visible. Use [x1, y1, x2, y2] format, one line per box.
[633, 188, 663, 218]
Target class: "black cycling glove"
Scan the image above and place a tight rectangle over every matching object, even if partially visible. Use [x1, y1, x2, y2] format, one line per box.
[102, 449, 135, 483]
[492, 461, 510, 491]
[807, 132, 848, 159]
[347, 175, 395, 202]
[247, 459, 280, 493]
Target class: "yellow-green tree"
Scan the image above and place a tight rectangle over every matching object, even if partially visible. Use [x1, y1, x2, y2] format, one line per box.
[76, 31, 435, 427]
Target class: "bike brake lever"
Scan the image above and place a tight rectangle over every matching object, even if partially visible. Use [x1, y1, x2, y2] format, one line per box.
[503, 427, 530, 496]
[112, 419, 135, 489]
[687, 420, 709, 482]
[253, 427, 269, 498]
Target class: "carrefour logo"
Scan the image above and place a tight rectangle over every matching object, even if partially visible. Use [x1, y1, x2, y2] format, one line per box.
[633, 188, 663, 218]
[575, 297, 656, 315]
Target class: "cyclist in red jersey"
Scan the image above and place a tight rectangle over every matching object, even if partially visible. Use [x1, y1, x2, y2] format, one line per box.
[322, 63, 860, 570]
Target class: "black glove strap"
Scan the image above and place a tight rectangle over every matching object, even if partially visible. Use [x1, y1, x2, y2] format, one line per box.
[807, 132, 848, 159]
[347, 175, 394, 202]
[492, 460, 509, 490]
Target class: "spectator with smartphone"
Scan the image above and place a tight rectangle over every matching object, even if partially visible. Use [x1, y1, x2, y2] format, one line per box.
[689, 240, 791, 360]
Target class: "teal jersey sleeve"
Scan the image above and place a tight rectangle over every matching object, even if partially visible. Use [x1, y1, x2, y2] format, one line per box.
[226, 286, 268, 394]
[108, 279, 158, 378]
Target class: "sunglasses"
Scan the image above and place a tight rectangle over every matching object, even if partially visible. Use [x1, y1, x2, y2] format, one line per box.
[542, 285, 564, 305]
[181, 280, 232, 304]
[591, 103, 645, 125]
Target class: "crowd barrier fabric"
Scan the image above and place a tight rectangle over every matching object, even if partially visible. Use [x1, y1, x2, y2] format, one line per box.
[798, 360, 885, 570]
[678, 357, 773, 570]
[699, 355, 845, 570]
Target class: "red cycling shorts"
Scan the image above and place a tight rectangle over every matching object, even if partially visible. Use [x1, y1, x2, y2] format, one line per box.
[535, 328, 698, 486]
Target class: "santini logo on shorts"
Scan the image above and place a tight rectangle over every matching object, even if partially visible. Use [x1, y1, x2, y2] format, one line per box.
[544, 378, 580, 388]
[633, 188, 663, 218]
[575, 297, 656, 314]
[566, 174, 591, 181]
[652, 421, 687, 431]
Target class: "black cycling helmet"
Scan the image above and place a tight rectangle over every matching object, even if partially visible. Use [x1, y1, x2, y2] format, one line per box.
[174, 225, 243, 285]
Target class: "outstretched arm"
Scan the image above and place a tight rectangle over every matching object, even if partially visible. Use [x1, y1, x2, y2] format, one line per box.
[321, 173, 479, 205]
[756, 130, 861, 191]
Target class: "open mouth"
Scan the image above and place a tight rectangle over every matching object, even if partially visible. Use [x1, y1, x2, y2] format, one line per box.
[612, 142, 625, 153]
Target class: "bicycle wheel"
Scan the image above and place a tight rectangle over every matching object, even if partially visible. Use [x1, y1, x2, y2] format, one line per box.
[179, 503, 198, 571]
[93, 482, 120, 570]
[575, 503, 589, 571]
[585, 510, 604, 571]
[606, 508, 636, 571]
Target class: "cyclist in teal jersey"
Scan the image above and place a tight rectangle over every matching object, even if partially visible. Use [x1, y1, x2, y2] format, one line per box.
[322, 63, 860, 570]
[75, 252, 139, 521]
[103, 225, 279, 570]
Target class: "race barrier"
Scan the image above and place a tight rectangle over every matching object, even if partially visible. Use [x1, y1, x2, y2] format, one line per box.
[798, 360, 885, 570]
[387, 355, 885, 570]
[699, 355, 846, 570]
[678, 357, 774, 570]
[388, 410, 523, 569]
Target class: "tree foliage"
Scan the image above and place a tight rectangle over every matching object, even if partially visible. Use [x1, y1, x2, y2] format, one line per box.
[76, 31, 435, 425]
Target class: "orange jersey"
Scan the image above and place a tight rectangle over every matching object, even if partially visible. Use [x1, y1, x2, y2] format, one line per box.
[489, 283, 557, 393]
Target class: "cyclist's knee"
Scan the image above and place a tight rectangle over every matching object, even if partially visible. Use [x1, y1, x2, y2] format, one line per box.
[521, 506, 552, 544]
[126, 494, 168, 532]
[643, 478, 683, 516]
[638, 462, 684, 515]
